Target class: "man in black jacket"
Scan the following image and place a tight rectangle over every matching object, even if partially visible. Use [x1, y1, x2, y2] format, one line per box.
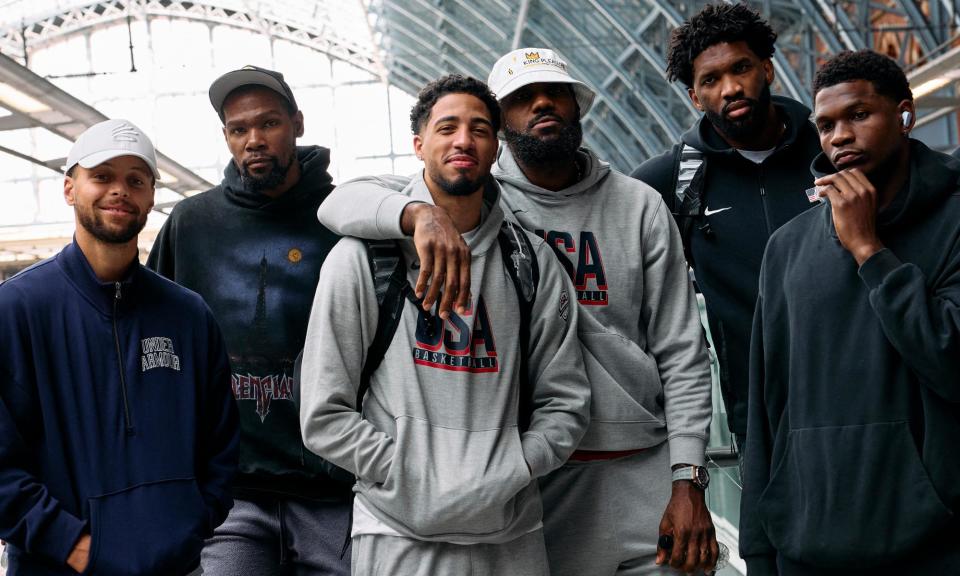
[148, 66, 351, 575]
[632, 4, 820, 454]
[741, 49, 960, 575]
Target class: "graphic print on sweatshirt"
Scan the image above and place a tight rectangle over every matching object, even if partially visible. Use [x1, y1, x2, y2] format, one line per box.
[227, 252, 295, 423]
[231, 369, 294, 423]
[412, 295, 499, 373]
[140, 336, 181, 372]
[535, 229, 608, 306]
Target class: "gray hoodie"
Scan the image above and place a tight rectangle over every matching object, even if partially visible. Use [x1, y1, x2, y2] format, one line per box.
[301, 175, 590, 544]
[317, 147, 711, 465]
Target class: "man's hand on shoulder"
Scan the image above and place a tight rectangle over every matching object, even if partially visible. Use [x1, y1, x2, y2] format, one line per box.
[815, 168, 885, 265]
[656, 477, 719, 573]
[66, 533, 91, 573]
[400, 202, 472, 319]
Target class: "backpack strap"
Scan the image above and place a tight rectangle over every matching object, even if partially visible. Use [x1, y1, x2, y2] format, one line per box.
[357, 239, 414, 410]
[497, 220, 539, 432]
[671, 143, 708, 266]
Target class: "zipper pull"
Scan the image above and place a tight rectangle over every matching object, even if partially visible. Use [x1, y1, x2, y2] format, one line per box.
[114, 281, 122, 301]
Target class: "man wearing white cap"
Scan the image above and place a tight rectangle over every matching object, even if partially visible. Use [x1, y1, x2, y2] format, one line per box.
[318, 48, 718, 574]
[0, 119, 239, 575]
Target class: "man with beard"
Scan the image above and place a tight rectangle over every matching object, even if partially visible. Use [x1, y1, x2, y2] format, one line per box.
[0, 119, 238, 575]
[300, 74, 590, 576]
[148, 67, 351, 575]
[632, 3, 821, 464]
[317, 50, 716, 575]
[741, 49, 960, 575]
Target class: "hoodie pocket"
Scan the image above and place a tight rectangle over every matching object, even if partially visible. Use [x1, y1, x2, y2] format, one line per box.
[364, 416, 531, 537]
[758, 422, 952, 569]
[85, 478, 206, 576]
[579, 331, 664, 425]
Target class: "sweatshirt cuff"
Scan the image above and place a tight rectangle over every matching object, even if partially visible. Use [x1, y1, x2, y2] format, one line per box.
[521, 432, 555, 479]
[376, 194, 418, 238]
[41, 509, 87, 565]
[857, 248, 902, 289]
[668, 435, 706, 467]
[744, 554, 778, 576]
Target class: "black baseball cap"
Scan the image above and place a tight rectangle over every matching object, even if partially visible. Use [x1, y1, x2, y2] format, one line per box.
[208, 65, 298, 122]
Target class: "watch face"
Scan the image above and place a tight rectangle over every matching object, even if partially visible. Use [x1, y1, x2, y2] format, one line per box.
[695, 466, 710, 488]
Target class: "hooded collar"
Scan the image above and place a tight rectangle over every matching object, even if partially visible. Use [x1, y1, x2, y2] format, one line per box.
[681, 95, 812, 156]
[56, 238, 140, 317]
[220, 145, 335, 212]
[404, 172, 504, 256]
[492, 144, 610, 203]
[811, 139, 960, 235]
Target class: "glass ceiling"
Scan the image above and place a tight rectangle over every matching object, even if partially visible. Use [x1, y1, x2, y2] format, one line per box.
[0, 0, 958, 267]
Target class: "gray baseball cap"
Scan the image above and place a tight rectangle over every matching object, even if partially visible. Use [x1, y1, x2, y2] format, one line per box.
[209, 65, 298, 121]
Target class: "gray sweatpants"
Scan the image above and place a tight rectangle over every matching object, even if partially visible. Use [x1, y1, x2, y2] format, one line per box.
[539, 441, 679, 575]
[351, 529, 549, 576]
[200, 496, 352, 576]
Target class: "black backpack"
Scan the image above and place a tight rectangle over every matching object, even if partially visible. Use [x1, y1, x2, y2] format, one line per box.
[294, 219, 540, 429]
[669, 143, 709, 267]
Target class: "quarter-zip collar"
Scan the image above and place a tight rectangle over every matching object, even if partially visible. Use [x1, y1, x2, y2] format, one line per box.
[56, 238, 139, 318]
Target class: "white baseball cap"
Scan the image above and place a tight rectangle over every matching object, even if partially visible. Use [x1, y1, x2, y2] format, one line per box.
[65, 119, 161, 180]
[487, 48, 596, 115]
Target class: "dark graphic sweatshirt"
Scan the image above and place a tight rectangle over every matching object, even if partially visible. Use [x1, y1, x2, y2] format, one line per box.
[148, 146, 349, 500]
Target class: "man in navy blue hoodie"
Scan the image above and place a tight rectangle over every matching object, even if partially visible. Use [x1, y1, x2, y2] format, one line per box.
[741, 50, 960, 575]
[0, 119, 239, 575]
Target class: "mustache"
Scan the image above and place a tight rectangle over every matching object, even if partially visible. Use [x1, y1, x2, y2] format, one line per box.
[527, 112, 564, 130]
[242, 155, 278, 169]
[721, 98, 759, 116]
[98, 200, 139, 214]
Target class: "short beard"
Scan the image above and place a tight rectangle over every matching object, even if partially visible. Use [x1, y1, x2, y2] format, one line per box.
[76, 203, 147, 244]
[240, 156, 292, 193]
[705, 82, 772, 144]
[503, 119, 583, 167]
[430, 169, 488, 197]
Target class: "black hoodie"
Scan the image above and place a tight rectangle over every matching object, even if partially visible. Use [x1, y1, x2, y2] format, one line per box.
[632, 96, 822, 436]
[740, 141, 960, 574]
[149, 146, 350, 501]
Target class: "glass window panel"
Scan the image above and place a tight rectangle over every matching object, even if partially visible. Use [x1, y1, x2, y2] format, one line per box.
[0, 179, 36, 225]
[36, 177, 72, 223]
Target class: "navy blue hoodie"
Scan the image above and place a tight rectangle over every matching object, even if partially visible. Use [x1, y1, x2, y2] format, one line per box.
[740, 141, 960, 574]
[0, 240, 239, 575]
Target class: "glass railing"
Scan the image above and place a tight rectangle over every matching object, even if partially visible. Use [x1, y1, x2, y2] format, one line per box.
[699, 293, 746, 575]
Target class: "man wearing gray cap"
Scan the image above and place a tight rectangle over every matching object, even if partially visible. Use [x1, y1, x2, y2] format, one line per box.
[0, 119, 238, 575]
[148, 66, 351, 575]
[318, 49, 718, 574]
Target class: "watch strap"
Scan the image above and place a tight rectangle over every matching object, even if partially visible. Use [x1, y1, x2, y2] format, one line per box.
[672, 466, 697, 483]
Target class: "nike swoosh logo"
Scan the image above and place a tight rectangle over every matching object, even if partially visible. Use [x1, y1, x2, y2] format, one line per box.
[704, 206, 732, 216]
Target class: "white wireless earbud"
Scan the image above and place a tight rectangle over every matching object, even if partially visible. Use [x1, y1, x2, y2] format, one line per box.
[901, 110, 912, 127]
